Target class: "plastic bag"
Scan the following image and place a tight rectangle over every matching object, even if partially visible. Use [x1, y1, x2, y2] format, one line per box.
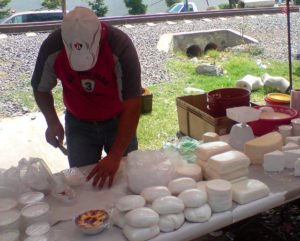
[19, 157, 55, 194]
[125, 149, 186, 194]
[163, 136, 201, 163]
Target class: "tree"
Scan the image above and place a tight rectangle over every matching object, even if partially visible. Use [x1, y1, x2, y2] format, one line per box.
[88, 0, 108, 17]
[0, 0, 11, 19]
[165, 0, 181, 7]
[41, 0, 61, 9]
[124, 0, 147, 15]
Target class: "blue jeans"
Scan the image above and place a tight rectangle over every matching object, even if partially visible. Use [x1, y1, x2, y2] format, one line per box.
[65, 111, 138, 167]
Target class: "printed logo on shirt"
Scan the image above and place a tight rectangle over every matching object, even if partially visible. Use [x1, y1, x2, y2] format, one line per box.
[81, 79, 96, 92]
[74, 42, 83, 51]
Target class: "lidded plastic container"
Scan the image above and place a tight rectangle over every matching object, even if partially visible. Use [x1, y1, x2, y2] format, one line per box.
[21, 202, 50, 226]
[18, 192, 45, 207]
[0, 209, 21, 231]
[265, 93, 290, 106]
[0, 229, 20, 241]
[25, 222, 51, 237]
[0, 198, 17, 212]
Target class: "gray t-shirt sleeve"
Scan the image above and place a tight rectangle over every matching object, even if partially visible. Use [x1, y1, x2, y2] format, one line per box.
[31, 29, 63, 92]
[106, 24, 142, 100]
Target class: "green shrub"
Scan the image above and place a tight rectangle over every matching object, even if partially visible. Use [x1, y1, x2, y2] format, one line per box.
[165, 0, 181, 7]
[218, 3, 231, 9]
[295, 0, 300, 5]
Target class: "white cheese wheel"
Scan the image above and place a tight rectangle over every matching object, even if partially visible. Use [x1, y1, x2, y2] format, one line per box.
[184, 203, 212, 223]
[0, 209, 20, 228]
[232, 179, 270, 204]
[202, 132, 219, 143]
[207, 150, 250, 174]
[18, 192, 45, 207]
[0, 230, 20, 241]
[124, 207, 159, 228]
[123, 225, 160, 241]
[194, 141, 232, 161]
[61, 167, 85, 186]
[112, 209, 126, 229]
[0, 198, 17, 212]
[168, 177, 196, 195]
[158, 213, 184, 232]
[25, 222, 50, 236]
[152, 196, 184, 215]
[206, 179, 232, 212]
[21, 202, 49, 218]
[244, 132, 283, 164]
[196, 181, 207, 192]
[263, 150, 285, 172]
[116, 195, 145, 212]
[175, 163, 202, 181]
[283, 149, 300, 169]
[294, 159, 300, 176]
[140, 186, 171, 203]
[178, 189, 207, 208]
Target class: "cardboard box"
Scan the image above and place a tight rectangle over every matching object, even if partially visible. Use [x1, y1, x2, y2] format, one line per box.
[176, 94, 235, 140]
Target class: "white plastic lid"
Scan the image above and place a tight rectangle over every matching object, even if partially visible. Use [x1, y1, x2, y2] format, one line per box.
[21, 202, 49, 218]
[0, 230, 20, 241]
[25, 222, 50, 236]
[0, 198, 17, 212]
[24, 235, 48, 241]
[0, 209, 20, 227]
[18, 192, 45, 206]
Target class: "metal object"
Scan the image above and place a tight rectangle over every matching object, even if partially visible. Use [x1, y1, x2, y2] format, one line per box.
[55, 138, 68, 156]
[0, 7, 299, 34]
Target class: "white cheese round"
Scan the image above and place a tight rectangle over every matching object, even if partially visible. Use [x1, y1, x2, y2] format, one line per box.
[175, 163, 202, 181]
[152, 196, 184, 215]
[168, 177, 196, 195]
[0, 198, 17, 212]
[21, 202, 50, 219]
[0, 209, 20, 228]
[116, 195, 145, 212]
[140, 186, 171, 203]
[206, 179, 232, 212]
[18, 192, 45, 207]
[0, 230, 20, 241]
[111, 209, 126, 229]
[124, 207, 159, 228]
[178, 188, 207, 208]
[184, 203, 212, 222]
[123, 224, 160, 241]
[25, 222, 50, 237]
[159, 213, 184, 232]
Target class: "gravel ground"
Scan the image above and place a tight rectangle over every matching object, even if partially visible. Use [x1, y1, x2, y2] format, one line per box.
[0, 12, 300, 118]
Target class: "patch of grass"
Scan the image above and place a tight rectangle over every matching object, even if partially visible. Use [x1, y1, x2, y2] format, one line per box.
[137, 51, 300, 150]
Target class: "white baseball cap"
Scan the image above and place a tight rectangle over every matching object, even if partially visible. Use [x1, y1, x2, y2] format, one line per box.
[61, 7, 101, 71]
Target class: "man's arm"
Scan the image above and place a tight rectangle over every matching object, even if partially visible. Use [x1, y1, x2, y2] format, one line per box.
[33, 90, 64, 147]
[87, 96, 141, 189]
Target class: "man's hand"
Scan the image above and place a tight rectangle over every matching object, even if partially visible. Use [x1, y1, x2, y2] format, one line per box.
[86, 155, 121, 189]
[45, 121, 64, 147]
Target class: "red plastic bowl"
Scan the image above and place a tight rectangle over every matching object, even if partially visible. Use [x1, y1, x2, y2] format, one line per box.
[264, 96, 289, 106]
[247, 105, 298, 136]
[207, 88, 250, 116]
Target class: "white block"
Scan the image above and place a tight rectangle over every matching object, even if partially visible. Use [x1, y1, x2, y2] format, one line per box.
[286, 136, 300, 145]
[283, 149, 300, 169]
[208, 150, 250, 174]
[263, 150, 285, 172]
[232, 179, 270, 204]
[194, 141, 232, 161]
[202, 132, 219, 143]
[282, 142, 299, 151]
[294, 158, 300, 176]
